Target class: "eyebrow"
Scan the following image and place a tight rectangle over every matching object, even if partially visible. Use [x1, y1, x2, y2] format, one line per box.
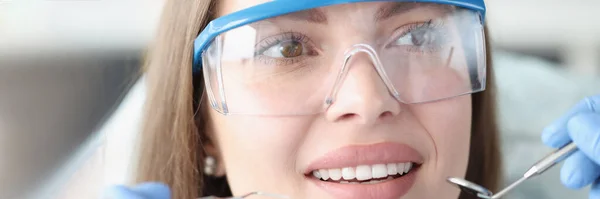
[274, 8, 328, 24]
[375, 2, 447, 22]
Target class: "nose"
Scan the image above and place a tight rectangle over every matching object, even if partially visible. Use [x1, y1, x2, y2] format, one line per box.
[325, 49, 401, 124]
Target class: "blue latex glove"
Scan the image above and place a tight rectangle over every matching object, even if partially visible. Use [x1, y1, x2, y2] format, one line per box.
[104, 182, 171, 199]
[542, 95, 600, 198]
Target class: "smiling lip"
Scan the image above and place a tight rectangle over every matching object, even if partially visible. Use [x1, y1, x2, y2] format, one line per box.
[304, 142, 424, 199]
[304, 142, 424, 173]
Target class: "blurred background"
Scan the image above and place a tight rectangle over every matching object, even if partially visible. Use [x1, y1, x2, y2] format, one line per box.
[1, 0, 599, 198]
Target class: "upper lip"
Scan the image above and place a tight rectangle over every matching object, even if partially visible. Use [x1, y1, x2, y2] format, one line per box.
[304, 142, 424, 174]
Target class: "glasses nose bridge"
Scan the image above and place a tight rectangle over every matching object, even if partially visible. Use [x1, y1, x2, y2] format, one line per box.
[325, 43, 401, 107]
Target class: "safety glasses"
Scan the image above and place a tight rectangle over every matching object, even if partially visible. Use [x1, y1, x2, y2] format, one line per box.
[193, 0, 487, 116]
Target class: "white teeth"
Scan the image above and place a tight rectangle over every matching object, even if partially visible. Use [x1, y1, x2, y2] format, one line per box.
[319, 169, 329, 180]
[404, 163, 413, 174]
[328, 168, 342, 181]
[311, 162, 416, 182]
[386, 163, 397, 175]
[355, 165, 372, 181]
[342, 167, 355, 180]
[372, 164, 388, 178]
[313, 170, 321, 179]
[397, 163, 406, 174]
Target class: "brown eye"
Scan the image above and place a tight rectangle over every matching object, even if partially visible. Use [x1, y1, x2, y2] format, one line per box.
[279, 41, 304, 58]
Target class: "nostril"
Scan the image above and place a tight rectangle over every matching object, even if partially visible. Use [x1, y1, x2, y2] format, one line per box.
[380, 111, 394, 119]
[335, 111, 394, 123]
[339, 113, 358, 121]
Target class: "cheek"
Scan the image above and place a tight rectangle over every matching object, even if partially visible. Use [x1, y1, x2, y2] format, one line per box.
[207, 111, 312, 195]
[400, 96, 472, 199]
[410, 95, 472, 182]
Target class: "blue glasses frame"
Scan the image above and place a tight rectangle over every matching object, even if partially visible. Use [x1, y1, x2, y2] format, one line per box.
[192, 0, 486, 73]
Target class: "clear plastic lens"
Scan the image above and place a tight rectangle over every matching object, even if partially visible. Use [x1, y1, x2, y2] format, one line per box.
[202, 2, 486, 115]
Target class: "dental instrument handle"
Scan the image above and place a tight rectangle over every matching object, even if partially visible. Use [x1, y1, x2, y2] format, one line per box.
[491, 176, 527, 199]
[491, 142, 578, 199]
[523, 142, 578, 178]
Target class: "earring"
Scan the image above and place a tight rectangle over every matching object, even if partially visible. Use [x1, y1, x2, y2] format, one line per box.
[204, 156, 216, 176]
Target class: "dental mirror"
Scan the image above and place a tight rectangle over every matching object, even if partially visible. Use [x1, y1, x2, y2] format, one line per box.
[448, 142, 579, 199]
[447, 177, 493, 199]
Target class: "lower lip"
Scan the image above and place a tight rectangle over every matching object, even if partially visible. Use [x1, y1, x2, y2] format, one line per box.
[308, 167, 419, 199]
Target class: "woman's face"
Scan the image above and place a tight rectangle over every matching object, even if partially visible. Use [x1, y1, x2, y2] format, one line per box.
[205, 1, 473, 199]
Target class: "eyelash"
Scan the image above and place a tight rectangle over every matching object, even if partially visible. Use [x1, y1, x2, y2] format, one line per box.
[388, 19, 447, 53]
[256, 32, 314, 55]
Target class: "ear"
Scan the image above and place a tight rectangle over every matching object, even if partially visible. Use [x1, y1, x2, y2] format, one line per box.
[197, 91, 227, 177]
[204, 143, 227, 177]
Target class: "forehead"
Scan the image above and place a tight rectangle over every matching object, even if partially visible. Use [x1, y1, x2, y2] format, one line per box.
[217, 0, 273, 16]
[216, 1, 449, 21]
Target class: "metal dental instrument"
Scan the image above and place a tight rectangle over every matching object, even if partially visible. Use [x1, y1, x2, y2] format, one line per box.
[447, 177, 494, 198]
[448, 142, 578, 199]
[197, 191, 290, 199]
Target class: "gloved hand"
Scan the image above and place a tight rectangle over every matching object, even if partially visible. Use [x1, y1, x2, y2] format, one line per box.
[104, 182, 171, 199]
[542, 95, 600, 198]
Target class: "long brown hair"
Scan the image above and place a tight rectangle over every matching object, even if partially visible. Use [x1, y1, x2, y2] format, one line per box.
[132, 1, 502, 198]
